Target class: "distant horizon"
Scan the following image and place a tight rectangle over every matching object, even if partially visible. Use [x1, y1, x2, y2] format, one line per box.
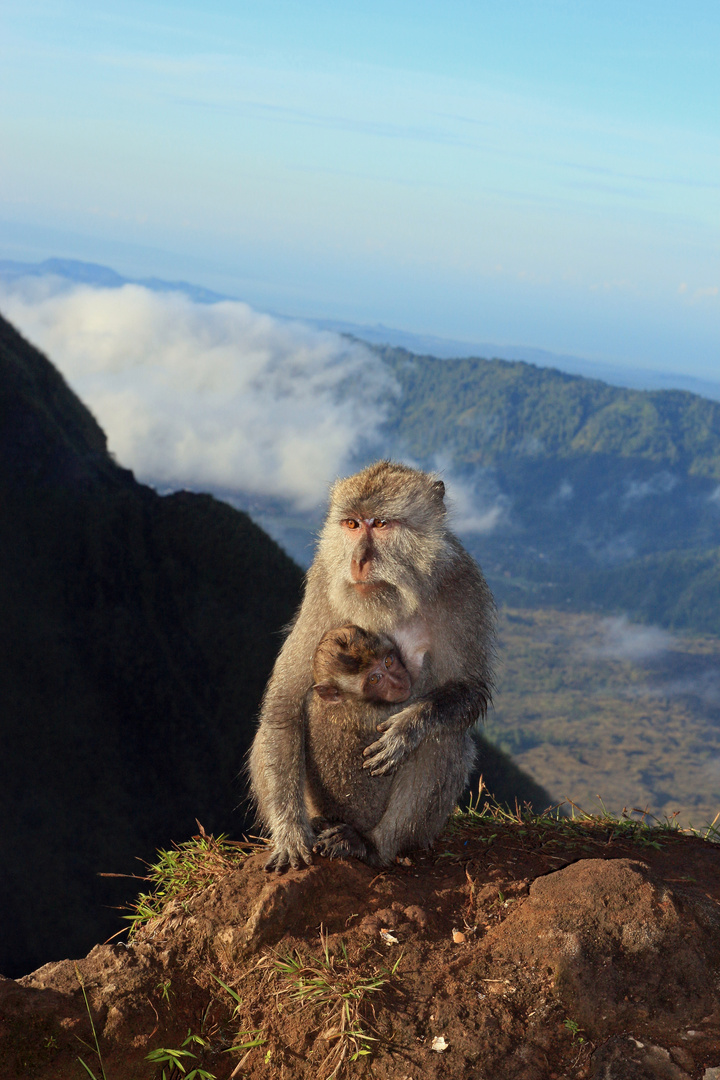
[2, 1, 718, 379]
[2, 252, 720, 405]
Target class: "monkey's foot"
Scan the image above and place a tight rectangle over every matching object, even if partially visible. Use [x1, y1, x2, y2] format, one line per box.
[313, 824, 380, 866]
[263, 831, 314, 873]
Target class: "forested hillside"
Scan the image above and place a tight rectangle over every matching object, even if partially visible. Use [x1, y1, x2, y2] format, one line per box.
[380, 346, 720, 474]
[375, 346, 720, 633]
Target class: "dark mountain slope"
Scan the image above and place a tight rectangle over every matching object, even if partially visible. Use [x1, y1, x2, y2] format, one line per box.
[0, 314, 116, 486]
[0, 312, 305, 976]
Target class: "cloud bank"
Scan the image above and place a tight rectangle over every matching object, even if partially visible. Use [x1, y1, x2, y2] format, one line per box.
[586, 615, 675, 662]
[0, 277, 397, 510]
[442, 470, 511, 535]
[623, 472, 678, 502]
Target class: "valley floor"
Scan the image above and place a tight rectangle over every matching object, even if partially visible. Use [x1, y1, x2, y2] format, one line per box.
[488, 607, 720, 827]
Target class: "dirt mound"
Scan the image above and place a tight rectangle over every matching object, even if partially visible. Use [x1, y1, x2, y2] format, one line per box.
[2, 813, 720, 1080]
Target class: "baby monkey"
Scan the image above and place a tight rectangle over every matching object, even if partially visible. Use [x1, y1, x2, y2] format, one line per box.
[312, 623, 412, 706]
[304, 624, 413, 864]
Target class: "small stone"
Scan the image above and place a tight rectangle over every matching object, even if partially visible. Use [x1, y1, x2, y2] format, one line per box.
[403, 905, 428, 928]
[590, 1035, 691, 1079]
[669, 1047, 695, 1071]
[431, 1036, 449, 1052]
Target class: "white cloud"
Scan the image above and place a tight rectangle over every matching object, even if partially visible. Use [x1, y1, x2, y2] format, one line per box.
[640, 670, 720, 706]
[623, 472, 677, 501]
[425, 455, 510, 535]
[515, 434, 544, 457]
[0, 277, 398, 511]
[449, 486, 511, 535]
[586, 615, 675, 662]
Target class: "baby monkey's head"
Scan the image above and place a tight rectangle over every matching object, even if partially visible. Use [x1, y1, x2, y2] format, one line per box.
[312, 624, 412, 705]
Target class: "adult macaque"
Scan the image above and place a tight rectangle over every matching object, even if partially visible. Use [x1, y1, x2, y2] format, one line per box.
[249, 460, 495, 871]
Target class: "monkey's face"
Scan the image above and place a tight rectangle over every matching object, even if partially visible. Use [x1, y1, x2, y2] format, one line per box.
[319, 461, 450, 625]
[361, 648, 412, 703]
[340, 516, 395, 595]
[312, 625, 412, 705]
[313, 646, 411, 705]
[334, 509, 444, 601]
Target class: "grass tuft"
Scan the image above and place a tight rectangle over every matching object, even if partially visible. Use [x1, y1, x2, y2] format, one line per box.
[448, 783, 720, 857]
[267, 927, 396, 1080]
[123, 827, 262, 936]
[75, 966, 108, 1080]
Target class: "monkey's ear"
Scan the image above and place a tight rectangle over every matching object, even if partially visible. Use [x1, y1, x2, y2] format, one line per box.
[313, 683, 342, 702]
[433, 479, 445, 500]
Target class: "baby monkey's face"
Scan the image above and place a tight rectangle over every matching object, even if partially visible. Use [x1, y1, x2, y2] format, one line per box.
[361, 646, 411, 703]
[311, 624, 412, 705]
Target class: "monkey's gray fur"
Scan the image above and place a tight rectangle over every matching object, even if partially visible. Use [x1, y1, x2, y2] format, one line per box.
[248, 460, 495, 871]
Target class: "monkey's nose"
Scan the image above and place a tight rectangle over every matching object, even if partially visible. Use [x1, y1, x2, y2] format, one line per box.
[351, 556, 371, 581]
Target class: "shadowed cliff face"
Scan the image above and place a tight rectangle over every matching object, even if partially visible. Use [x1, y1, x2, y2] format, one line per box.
[2, 814, 720, 1080]
[0, 312, 305, 977]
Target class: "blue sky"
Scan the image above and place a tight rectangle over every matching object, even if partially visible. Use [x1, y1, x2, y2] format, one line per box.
[1, 0, 718, 375]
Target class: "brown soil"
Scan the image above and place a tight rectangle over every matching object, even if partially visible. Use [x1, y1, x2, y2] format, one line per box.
[2, 814, 720, 1080]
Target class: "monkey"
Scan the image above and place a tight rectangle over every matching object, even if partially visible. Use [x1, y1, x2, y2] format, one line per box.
[304, 625, 412, 862]
[311, 623, 412, 705]
[248, 460, 495, 872]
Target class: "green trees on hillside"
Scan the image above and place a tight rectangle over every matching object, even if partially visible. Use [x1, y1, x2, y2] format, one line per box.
[379, 347, 720, 477]
[375, 346, 720, 633]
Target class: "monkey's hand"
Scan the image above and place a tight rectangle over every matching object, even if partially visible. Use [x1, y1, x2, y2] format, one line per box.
[263, 825, 314, 873]
[362, 708, 423, 776]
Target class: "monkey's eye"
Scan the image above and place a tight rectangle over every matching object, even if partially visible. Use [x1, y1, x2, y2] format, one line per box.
[384, 654, 395, 668]
[372, 518, 388, 528]
[368, 673, 380, 684]
[341, 518, 360, 530]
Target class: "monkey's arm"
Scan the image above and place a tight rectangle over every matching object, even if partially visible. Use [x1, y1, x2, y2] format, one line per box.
[249, 627, 320, 872]
[362, 549, 495, 776]
[361, 678, 491, 775]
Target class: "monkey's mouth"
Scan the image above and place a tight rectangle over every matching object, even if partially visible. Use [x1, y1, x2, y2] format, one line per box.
[351, 581, 384, 596]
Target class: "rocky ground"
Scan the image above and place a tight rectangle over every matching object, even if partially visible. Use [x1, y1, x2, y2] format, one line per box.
[3, 806, 720, 1080]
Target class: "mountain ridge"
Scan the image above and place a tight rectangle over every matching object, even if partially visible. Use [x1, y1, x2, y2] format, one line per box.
[379, 345, 720, 477]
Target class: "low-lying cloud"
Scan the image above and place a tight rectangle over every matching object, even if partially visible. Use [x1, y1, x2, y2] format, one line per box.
[586, 615, 675, 662]
[0, 277, 398, 510]
[623, 472, 678, 502]
[419, 454, 511, 536]
[446, 478, 511, 535]
[635, 669, 720, 706]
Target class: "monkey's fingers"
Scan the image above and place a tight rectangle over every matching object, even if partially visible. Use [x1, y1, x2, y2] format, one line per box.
[263, 844, 313, 873]
[362, 737, 405, 775]
[314, 824, 369, 862]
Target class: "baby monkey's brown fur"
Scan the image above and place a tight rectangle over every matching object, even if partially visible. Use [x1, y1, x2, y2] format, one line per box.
[312, 624, 411, 705]
[306, 625, 412, 865]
